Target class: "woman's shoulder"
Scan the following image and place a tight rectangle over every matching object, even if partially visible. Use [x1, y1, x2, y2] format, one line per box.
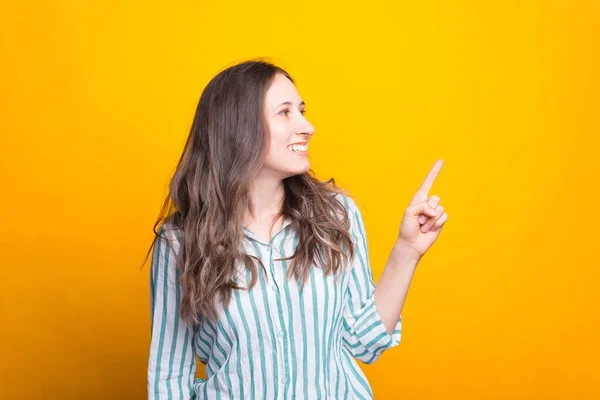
[332, 191, 359, 213]
[156, 222, 182, 246]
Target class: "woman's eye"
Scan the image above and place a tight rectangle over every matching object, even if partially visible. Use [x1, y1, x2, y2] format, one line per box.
[279, 109, 308, 117]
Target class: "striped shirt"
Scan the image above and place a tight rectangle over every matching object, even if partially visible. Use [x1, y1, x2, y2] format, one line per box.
[147, 193, 402, 399]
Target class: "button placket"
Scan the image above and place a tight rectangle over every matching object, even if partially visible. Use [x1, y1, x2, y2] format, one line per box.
[269, 238, 288, 399]
[268, 242, 280, 293]
[266, 241, 282, 331]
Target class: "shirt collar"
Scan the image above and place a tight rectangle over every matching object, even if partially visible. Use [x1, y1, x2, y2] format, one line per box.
[242, 216, 293, 246]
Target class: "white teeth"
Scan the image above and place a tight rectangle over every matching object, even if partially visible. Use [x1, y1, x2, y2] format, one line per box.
[289, 144, 308, 152]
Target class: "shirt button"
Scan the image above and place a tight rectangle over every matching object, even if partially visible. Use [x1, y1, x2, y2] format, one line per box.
[278, 330, 284, 337]
[281, 378, 287, 384]
[271, 284, 277, 291]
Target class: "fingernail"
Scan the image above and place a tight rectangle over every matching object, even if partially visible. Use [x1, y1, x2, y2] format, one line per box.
[422, 224, 430, 232]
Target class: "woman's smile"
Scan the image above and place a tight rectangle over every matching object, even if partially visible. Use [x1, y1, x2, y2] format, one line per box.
[287, 142, 309, 154]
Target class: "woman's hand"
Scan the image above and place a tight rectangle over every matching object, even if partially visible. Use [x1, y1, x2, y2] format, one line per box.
[397, 159, 448, 259]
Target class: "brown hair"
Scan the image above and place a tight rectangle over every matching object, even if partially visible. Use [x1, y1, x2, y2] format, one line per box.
[141, 58, 355, 327]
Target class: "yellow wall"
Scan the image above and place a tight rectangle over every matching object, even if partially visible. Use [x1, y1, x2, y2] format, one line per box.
[1, 1, 598, 399]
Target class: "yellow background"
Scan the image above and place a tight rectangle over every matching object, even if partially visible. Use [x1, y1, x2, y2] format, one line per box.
[1, 1, 599, 399]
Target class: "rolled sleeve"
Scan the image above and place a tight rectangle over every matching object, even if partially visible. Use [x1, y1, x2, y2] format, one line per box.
[340, 195, 402, 364]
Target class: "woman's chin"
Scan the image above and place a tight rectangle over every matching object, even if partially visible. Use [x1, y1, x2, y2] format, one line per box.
[281, 164, 310, 179]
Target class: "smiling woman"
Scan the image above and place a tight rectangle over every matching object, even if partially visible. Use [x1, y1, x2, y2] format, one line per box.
[142, 59, 403, 399]
[260, 72, 315, 179]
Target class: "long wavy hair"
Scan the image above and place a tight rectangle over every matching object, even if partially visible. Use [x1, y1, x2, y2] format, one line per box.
[141, 59, 356, 328]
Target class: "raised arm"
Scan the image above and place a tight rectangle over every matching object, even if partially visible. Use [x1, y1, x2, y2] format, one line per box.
[341, 195, 403, 365]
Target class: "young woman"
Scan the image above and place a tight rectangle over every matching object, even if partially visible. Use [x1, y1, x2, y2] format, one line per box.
[145, 59, 448, 399]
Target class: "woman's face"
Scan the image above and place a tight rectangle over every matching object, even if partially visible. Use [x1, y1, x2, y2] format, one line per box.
[261, 73, 315, 180]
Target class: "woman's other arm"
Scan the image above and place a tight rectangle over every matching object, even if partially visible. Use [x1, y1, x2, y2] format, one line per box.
[148, 225, 197, 399]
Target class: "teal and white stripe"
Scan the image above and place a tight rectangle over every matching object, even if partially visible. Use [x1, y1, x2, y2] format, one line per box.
[148, 194, 402, 399]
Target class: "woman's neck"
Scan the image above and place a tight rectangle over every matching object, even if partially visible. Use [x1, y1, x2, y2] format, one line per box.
[244, 175, 285, 234]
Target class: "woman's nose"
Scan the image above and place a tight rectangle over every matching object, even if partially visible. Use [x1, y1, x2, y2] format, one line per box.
[298, 118, 315, 136]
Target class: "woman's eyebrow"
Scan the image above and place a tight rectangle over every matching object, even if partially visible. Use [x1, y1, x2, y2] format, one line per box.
[275, 100, 306, 108]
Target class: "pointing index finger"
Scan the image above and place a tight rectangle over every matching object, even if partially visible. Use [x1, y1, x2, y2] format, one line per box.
[417, 159, 443, 196]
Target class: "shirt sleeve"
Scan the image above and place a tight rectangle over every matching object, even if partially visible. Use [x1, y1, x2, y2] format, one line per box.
[148, 224, 198, 399]
[340, 195, 402, 364]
